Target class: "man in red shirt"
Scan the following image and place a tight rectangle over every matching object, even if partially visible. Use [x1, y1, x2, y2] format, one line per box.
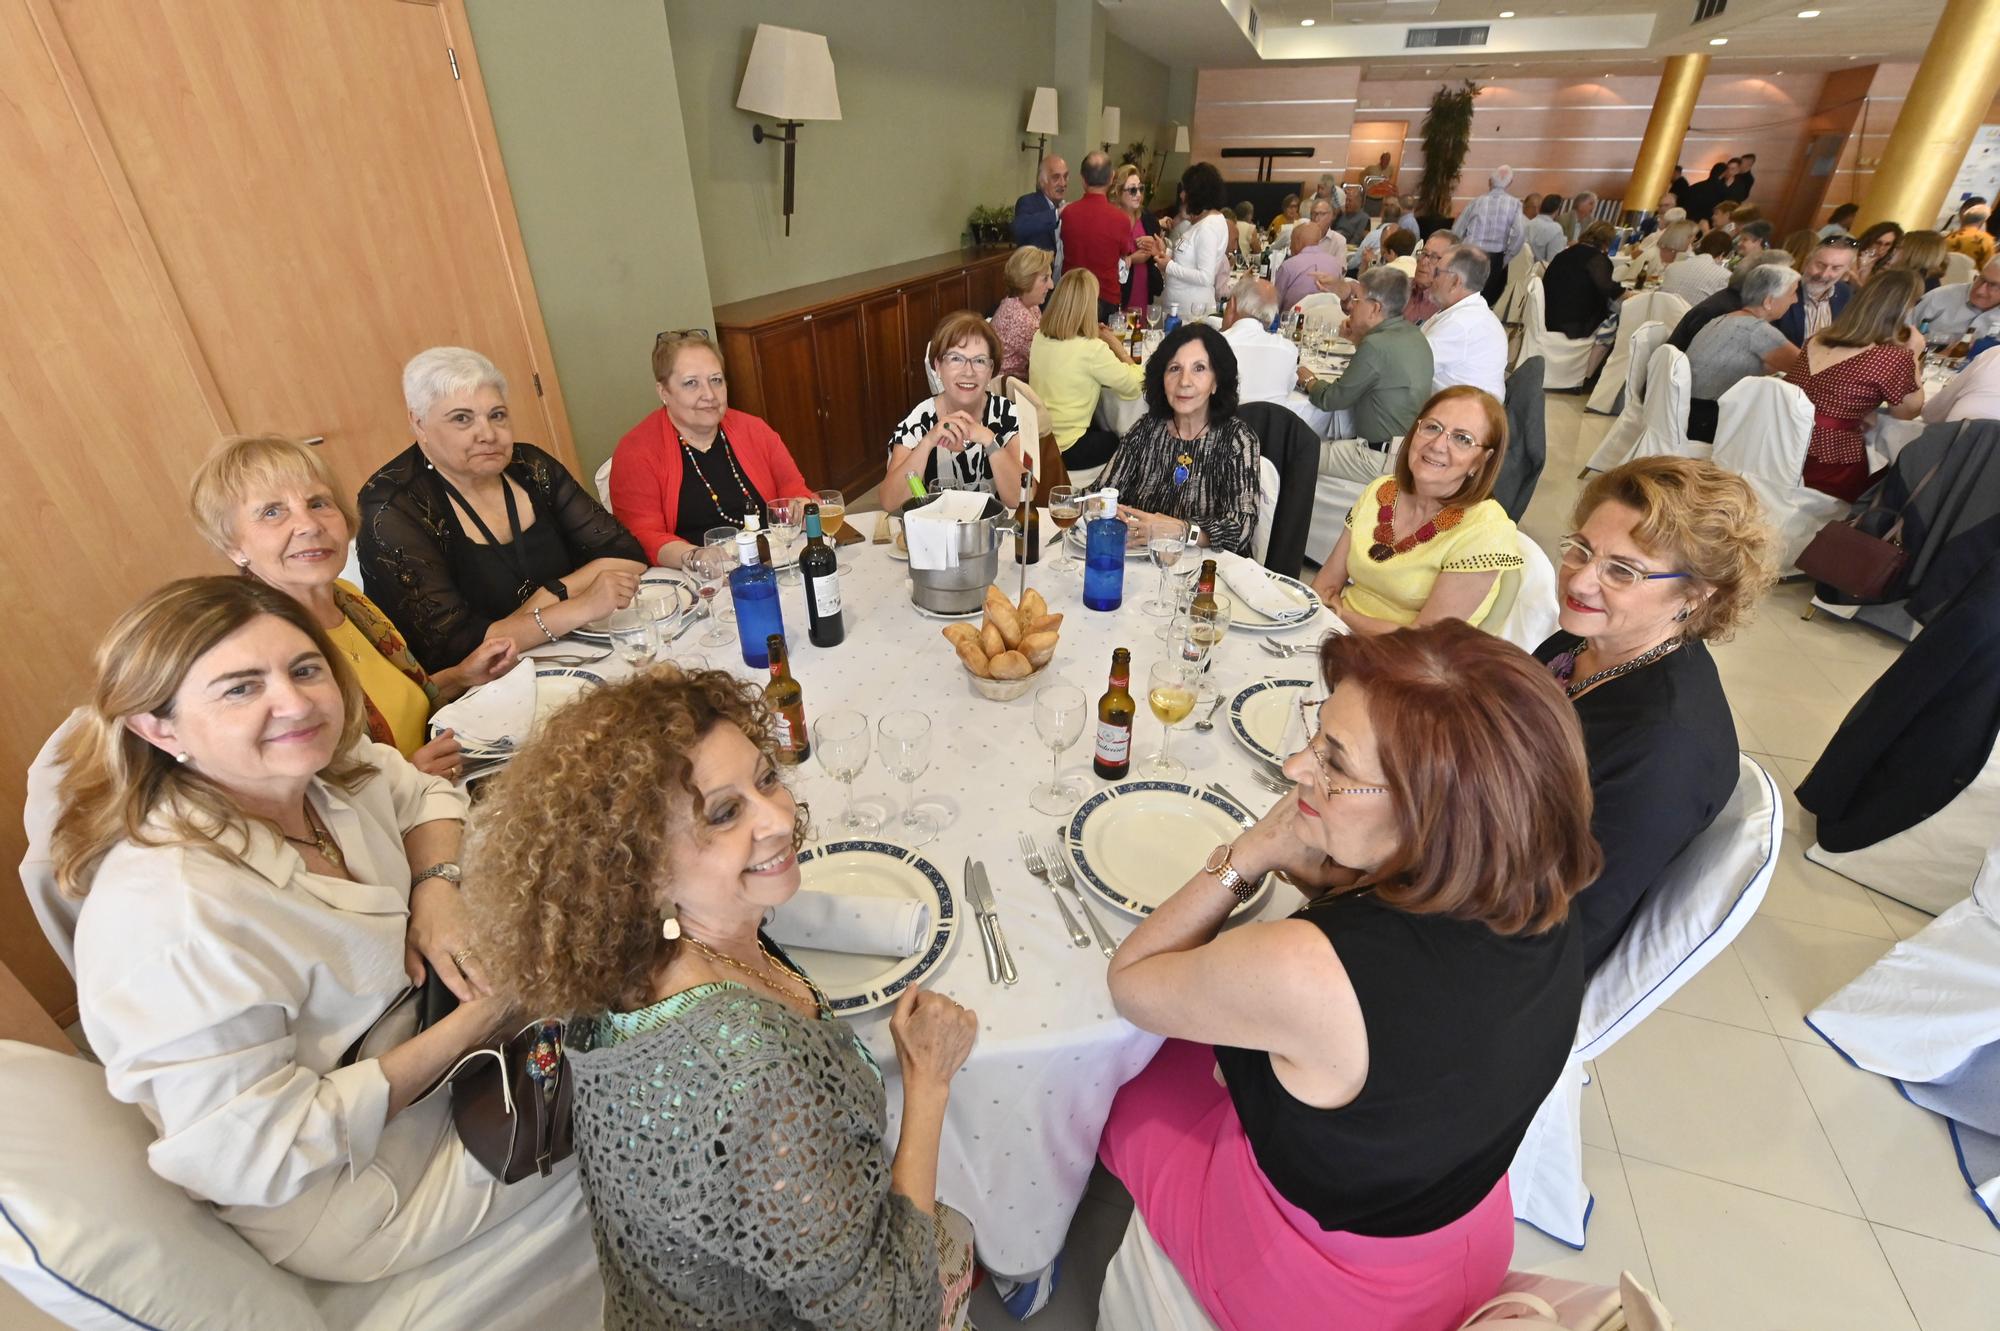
[1060, 151, 1137, 321]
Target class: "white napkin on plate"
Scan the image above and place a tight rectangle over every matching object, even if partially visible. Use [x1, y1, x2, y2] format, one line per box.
[902, 491, 991, 571]
[1277, 684, 1313, 762]
[428, 657, 537, 751]
[765, 889, 934, 958]
[1213, 549, 1306, 620]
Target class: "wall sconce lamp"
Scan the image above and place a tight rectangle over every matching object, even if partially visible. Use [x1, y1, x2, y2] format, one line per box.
[737, 24, 841, 236]
[1151, 123, 1192, 197]
[1100, 106, 1122, 154]
[1021, 87, 1059, 171]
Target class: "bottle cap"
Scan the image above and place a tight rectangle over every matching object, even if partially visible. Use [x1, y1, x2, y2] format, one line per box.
[735, 530, 760, 565]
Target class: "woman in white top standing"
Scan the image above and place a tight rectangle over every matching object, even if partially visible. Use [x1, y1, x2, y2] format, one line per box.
[53, 576, 574, 1281]
[1149, 162, 1234, 320]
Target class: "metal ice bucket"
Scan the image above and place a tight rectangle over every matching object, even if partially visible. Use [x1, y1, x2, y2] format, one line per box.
[901, 494, 1005, 616]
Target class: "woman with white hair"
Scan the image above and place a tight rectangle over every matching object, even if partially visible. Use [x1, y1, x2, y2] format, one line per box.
[1684, 262, 1802, 441]
[359, 346, 648, 671]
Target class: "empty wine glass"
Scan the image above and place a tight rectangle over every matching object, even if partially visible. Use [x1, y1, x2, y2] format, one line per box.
[607, 607, 656, 670]
[1186, 593, 1234, 704]
[765, 497, 805, 586]
[1152, 564, 1202, 641]
[876, 710, 937, 846]
[1031, 684, 1089, 815]
[689, 543, 736, 647]
[814, 710, 879, 836]
[1144, 659, 1198, 779]
[1143, 515, 1190, 617]
[1046, 484, 1081, 573]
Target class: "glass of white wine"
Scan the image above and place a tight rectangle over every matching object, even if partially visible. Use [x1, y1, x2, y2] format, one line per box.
[1143, 515, 1189, 617]
[815, 488, 846, 540]
[1143, 659, 1198, 780]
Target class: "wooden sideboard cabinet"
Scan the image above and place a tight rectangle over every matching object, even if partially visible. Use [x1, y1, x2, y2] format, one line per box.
[714, 248, 1012, 496]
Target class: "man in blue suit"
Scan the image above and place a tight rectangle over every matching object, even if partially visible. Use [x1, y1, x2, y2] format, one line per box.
[1775, 236, 1858, 347]
[1013, 155, 1069, 270]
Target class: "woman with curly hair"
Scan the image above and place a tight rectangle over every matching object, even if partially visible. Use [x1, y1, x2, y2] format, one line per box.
[1536, 457, 1776, 971]
[461, 669, 980, 1331]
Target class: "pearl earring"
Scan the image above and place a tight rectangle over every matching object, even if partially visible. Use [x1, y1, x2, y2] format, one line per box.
[174, 752, 190, 765]
[660, 912, 682, 941]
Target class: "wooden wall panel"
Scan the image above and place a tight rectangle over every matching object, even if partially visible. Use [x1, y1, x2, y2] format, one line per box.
[1191, 66, 1361, 184]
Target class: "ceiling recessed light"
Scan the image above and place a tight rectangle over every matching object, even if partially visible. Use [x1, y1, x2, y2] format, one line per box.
[1797, 8, 1821, 16]
[1300, 17, 1315, 25]
[1709, 37, 1729, 45]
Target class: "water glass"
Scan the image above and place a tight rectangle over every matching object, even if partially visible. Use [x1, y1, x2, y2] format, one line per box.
[814, 710, 879, 836]
[876, 710, 937, 846]
[765, 497, 805, 586]
[1143, 516, 1190, 617]
[1031, 684, 1089, 815]
[1143, 659, 1199, 779]
[607, 607, 656, 670]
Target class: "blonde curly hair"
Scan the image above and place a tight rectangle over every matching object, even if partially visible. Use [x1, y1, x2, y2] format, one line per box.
[461, 668, 807, 1017]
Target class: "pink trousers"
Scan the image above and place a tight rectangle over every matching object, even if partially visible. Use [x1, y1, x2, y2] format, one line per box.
[1098, 1039, 1515, 1331]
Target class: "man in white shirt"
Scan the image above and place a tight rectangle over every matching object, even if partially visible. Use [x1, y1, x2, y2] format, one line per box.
[1421, 245, 1509, 401]
[1523, 194, 1567, 265]
[1912, 258, 2000, 347]
[1220, 276, 1299, 404]
[1657, 230, 1734, 305]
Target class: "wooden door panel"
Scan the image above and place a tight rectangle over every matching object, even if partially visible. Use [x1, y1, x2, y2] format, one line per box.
[810, 307, 871, 495]
[49, 0, 571, 501]
[858, 292, 907, 453]
[968, 258, 1007, 319]
[934, 268, 972, 317]
[901, 284, 939, 408]
[752, 322, 826, 486]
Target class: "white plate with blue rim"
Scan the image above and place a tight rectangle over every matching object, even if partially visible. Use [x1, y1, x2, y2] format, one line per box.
[572, 573, 696, 641]
[784, 840, 958, 1016]
[530, 666, 607, 726]
[1228, 677, 1314, 766]
[1064, 781, 1268, 919]
[1222, 571, 1321, 632]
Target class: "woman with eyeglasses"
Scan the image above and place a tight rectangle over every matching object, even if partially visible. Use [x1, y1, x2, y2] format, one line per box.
[1112, 163, 1164, 312]
[1308, 385, 1522, 634]
[1535, 457, 1775, 973]
[608, 331, 812, 570]
[1099, 621, 1599, 1331]
[878, 311, 1031, 511]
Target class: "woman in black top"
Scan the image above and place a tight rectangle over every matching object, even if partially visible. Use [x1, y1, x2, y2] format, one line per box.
[1542, 221, 1625, 341]
[1534, 457, 1775, 972]
[359, 346, 648, 671]
[1100, 621, 1600, 1331]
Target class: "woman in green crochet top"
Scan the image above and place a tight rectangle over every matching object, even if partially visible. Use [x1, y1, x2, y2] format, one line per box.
[462, 668, 979, 1330]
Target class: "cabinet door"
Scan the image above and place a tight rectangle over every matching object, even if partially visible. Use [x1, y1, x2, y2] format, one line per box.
[859, 291, 909, 453]
[934, 268, 972, 317]
[810, 306, 872, 495]
[968, 259, 1008, 320]
[752, 321, 826, 486]
[900, 284, 939, 406]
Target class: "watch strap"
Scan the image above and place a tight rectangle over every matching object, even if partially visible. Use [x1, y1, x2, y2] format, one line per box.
[412, 861, 461, 887]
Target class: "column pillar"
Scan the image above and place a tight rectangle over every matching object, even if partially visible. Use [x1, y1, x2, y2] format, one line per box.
[1624, 54, 1709, 221]
[1857, 0, 2000, 229]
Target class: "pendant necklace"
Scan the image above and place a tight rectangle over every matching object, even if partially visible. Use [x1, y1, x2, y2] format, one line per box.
[1548, 636, 1684, 698]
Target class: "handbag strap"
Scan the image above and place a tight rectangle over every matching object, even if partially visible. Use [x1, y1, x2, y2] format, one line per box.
[1877, 434, 1958, 545]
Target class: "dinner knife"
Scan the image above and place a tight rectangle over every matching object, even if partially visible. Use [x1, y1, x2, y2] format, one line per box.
[964, 856, 1001, 984]
[969, 861, 1019, 986]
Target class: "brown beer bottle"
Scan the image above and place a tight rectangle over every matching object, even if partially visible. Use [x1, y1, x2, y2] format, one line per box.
[765, 634, 810, 765]
[1092, 647, 1136, 780]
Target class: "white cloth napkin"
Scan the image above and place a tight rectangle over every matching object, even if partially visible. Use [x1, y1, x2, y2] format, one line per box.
[902, 491, 991, 571]
[765, 889, 935, 958]
[427, 657, 537, 752]
[1213, 550, 1305, 620]
[1277, 684, 1313, 762]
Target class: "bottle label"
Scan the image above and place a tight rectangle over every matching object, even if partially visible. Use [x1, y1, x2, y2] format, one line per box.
[1094, 719, 1132, 765]
[810, 572, 842, 618]
[772, 705, 808, 762]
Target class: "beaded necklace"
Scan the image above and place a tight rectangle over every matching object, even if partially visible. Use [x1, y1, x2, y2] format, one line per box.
[1547, 635, 1684, 698]
[1367, 479, 1464, 562]
[679, 428, 755, 524]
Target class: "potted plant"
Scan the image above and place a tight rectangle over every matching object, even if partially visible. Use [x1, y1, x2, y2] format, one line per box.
[966, 205, 1013, 246]
[1417, 80, 1480, 223]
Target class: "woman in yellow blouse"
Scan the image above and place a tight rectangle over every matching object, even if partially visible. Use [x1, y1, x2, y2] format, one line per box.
[188, 435, 518, 779]
[1309, 386, 1522, 633]
[1028, 268, 1146, 470]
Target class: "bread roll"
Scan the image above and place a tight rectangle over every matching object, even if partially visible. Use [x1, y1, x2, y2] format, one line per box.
[1024, 641, 1057, 668]
[941, 623, 978, 650]
[987, 650, 1033, 679]
[1020, 588, 1048, 622]
[984, 586, 1025, 647]
[1027, 612, 1064, 635]
[1020, 630, 1058, 658]
[979, 620, 1006, 659]
[954, 640, 991, 677]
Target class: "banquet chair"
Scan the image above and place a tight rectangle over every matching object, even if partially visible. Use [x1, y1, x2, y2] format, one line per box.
[594, 457, 614, 508]
[1237, 399, 1321, 577]
[1251, 454, 1281, 566]
[922, 339, 943, 395]
[1708, 376, 1836, 573]
[1516, 278, 1594, 390]
[1510, 754, 1781, 1246]
[1494, 356, 1547, 522]
[1807, 740, 2000, 915]
[1302, 435, 1403, 573]
[1484, 532, 1560, 652]
[19, 712, 82, 975]
[1493, 245, 1537, 327]
[1582, 321, 1669, 475]
[1944, 250, 1979, 287]
[1295, 291, 1343, 321]
[1587, 292, 1689, 415]
[1626, 343, 1699, 463]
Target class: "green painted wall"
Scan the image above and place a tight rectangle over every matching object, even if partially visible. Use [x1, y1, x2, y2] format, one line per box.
[1101, 33, 1170, 162]
[465, 0, 713, 480]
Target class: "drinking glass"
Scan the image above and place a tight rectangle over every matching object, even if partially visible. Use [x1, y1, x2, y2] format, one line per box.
[814, 710, 880, 835]
[876, 710, 937, 846]
[607, 607, 656, 670]
[1031, 684, 1090, 815]
[765, 497, 805, 586]
[1144, 659, 1198, 780]
[1186, 593, 1234, 704]
[815, 488, 847, 539]
[1143, 516, 1190, 617]
[1046, 484, 1082, 572]
[1151, 564, 1201, 641]
[689, 542, 737, 647]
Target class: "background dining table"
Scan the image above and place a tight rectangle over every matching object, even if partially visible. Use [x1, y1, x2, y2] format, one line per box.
[516, 516, 1333, 1279]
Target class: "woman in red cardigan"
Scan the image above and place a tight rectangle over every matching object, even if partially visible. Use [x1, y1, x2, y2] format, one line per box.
[609, 332, 811, 567]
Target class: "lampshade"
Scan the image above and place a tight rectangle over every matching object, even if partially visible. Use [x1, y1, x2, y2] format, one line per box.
[1101, 106, 1121, 145]
[1027, 86, 1060, 136]
[1173, 124, 1190, 154]
[736, 24, 841, 122]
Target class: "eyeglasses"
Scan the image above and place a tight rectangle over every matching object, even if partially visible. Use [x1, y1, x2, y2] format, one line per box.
[1295, 699, 1389, 798]
[1411, 418, 1488, 452]
[654, 328, 712, 346]
[1818, 236, 1860, 249]
[1557, 536, 1690, 591]
[1121, 185, 1144, 195]
[940, 353, 994, 372]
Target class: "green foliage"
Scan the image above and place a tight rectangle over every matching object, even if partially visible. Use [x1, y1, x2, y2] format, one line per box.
[1418, 80, 1480, 218]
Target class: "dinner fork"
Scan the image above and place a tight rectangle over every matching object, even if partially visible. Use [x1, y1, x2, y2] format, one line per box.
[1041, 834, 1117, 957]
[1259, 639, 1305, 658]
[1245, 763, 1291, 794]
[1019, 833, 1089, 948]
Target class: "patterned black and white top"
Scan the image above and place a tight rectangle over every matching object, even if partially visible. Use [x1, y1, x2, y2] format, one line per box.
[886, 395, 1021, 495]
[1099, 413, 1263, 556]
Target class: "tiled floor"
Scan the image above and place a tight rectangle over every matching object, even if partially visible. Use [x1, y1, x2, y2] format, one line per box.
[968, 393, 2000, 1329]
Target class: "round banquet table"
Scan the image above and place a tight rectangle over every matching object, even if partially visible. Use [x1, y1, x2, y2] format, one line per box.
[1867, 360, 1956, 469]
[522, 520, 1330, 1279]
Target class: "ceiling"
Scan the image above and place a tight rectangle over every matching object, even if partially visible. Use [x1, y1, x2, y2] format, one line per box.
[1098, 0, 1944, 74]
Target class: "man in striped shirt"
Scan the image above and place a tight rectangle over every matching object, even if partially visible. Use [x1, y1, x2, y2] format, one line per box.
[1454, 165, 1527, 305]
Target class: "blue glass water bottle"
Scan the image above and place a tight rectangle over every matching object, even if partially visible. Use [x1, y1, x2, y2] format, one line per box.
[730, 531, 786, 668]
[1083, 491, 1129, 612]
[1162, 302, 1182, 335]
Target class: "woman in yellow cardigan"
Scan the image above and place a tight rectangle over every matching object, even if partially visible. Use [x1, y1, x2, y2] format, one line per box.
[1028, 268, 1146, 471]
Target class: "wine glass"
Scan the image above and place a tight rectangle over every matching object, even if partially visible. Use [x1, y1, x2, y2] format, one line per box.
[1152, 564, 1201, 641]
[813, 710, 879, 836]
[765, 498, 805, 586]
[876, 710, 937, 846]
[1046, 484, 1081, 573]
[815, 488, 847, 539]
[690, 541, 737, 647]
[1031, 684, 1089, 815]
[1144, 659, 1198, 780]
[1186, 593, 1234, 704]
[1143, 516, 1190, 617]
[607, 607, 656, 670]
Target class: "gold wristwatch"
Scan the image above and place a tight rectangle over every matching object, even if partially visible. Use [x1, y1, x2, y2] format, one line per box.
[1204, 843, 1256, 903]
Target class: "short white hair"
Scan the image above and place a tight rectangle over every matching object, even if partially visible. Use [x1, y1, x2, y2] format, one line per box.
[1489, 165, 1515, 189]
[402, 346, 508, 419]
[1740, 262, 1801, 307]
[1230, 275, 1279, 326]
[1661, 207, 1687, 225]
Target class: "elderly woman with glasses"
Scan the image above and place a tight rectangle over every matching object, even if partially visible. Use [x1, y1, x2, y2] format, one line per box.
[878, 311, 1031, 511]
[1308, 385, 1522, 634]
[1536, 457, 1775, 972]
[609, 330, 813, 569]
[359, 347, 648, 673]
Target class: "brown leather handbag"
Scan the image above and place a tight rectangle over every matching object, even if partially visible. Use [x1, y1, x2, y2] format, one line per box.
[1796, 451, 1950, 603]
[446, 1016, 574, 1184]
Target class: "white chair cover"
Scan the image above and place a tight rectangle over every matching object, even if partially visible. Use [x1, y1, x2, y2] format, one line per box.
[1944, 250, 1979, 287]
[594, 457, 614, 508]
[340, 538, 365, 588]
[1628, 343, 1699, 462]
[1305, 435, 1403, 569]
[1584, 321, 1668, 474]
[1511, 755, 1781, 1246]
[1252, 454, 1281, 566]
[1587, 292, 1690, 414]
[1494, 245, 1537, 325]
[20, 712, 82, 976]
[1098, 1211, 1222, 1331]
[1516, 278, 1595, 389]
[1295, 291, 1343, 320]
[1807, 736, 2000, 915]
[1709, 376, 1841, 572]
[1485, 532, 1561, 652]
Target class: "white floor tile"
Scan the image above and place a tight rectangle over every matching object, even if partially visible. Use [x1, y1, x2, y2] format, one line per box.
[1733, 913, 1896, 1038]
[1579, 1061, 1616, 1151]
[1868, 891, 1939, 942]
[1784, 1040, 2000, 1258]
[1596, 1010, 1860, 1214]
[1873, 1226, 2000, 1331]
[1759, 832, 1897, 939]
[1712, 641, 1834, 696]
[1658, 944, 1773, 1034]
[1812, 653, 1891, 707]
[1775, 607, 1912, 667]
[1624, 1158, 1919, 1331]
[1727, 684, 1848, 762]
[1512, 1145, 1655, 1289]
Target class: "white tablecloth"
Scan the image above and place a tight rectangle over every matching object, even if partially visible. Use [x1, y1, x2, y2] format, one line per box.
[1868, 362, 1955, 468]
[524, 527, 1329, 1277]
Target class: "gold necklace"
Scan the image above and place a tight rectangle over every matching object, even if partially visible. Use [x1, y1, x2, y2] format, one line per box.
[683, 937, 829, 1015]
[281, 801, 346, 871]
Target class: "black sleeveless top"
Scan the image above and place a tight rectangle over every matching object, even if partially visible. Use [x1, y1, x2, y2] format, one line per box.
[1213, 891, 1582, 1237]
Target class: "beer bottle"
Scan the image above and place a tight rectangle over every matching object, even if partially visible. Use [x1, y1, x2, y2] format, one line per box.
[1092, 647, 1136, 780]
[764, 634, 809, 765]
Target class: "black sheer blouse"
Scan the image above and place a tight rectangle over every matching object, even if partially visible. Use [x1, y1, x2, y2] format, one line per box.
[1099, 414, 1262, 555]
[357, 442, 646, 671]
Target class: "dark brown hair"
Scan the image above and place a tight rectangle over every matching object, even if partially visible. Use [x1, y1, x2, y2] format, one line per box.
[928, 310, 1003, 369]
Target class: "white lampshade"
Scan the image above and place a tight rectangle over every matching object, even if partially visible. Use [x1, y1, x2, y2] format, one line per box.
[1027, 86, 1060, 136]
[736, 24, 841, 122]
[1101, 106, 1121, 144]
[1173, 124, 1191, 154]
